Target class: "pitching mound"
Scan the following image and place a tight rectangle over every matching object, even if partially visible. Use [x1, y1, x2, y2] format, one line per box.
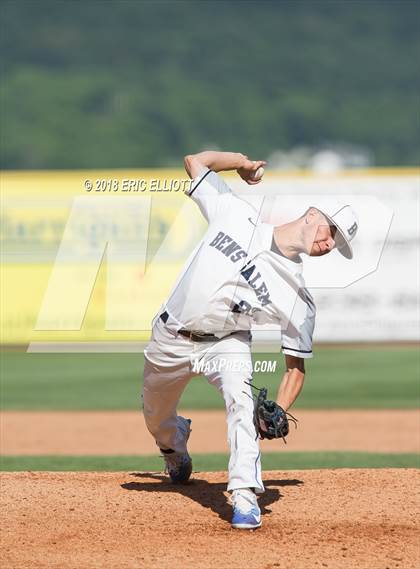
[1, 469, 418, 569]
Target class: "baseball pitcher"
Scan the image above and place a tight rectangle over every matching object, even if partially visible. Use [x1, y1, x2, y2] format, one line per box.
[142, 151, 358, 529]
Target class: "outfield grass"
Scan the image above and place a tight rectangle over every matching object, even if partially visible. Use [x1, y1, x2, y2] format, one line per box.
[1, 347, 419, 410]
[1, 452, 418, 472]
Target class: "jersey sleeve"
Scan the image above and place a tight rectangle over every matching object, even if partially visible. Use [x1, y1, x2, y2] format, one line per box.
[185, 169, 233, 222]
[281, 291, 316, 359]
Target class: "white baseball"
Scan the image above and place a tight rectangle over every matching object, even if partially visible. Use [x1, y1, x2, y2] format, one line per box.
[251, 166, 264, 180]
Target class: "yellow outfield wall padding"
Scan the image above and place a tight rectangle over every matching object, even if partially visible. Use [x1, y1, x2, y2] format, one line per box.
[1, 168, 419, 344]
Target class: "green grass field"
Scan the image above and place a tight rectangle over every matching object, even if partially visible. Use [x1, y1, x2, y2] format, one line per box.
[1, 347, 419, 410]
[1, 452, 418, 472]
[1, 347, 418, 471]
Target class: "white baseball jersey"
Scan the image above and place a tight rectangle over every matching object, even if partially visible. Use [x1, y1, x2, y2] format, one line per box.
[155, 169, 316, 359]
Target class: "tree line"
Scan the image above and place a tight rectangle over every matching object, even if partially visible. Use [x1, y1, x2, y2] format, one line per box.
[1, 0, 419, 169]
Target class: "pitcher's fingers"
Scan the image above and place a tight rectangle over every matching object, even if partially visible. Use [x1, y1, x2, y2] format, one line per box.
[252, 160, 267, 170]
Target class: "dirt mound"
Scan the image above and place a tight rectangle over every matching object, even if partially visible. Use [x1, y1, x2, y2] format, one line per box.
[1, 469, 419, 569]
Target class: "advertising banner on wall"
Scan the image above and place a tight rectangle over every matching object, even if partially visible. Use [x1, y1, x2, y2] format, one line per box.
[1, 169, 418, 347]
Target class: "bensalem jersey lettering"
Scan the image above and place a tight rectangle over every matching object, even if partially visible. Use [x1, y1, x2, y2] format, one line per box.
[154, 168, 316, 359]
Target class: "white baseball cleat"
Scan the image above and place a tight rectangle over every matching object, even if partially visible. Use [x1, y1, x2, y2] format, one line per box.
[231, 488, 262, 529]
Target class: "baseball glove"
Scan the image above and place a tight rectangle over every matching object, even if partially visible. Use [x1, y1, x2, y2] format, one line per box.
[245, 382, 298, 443]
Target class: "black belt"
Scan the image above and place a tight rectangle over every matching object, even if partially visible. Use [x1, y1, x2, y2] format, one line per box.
[160, 311, 220, 342]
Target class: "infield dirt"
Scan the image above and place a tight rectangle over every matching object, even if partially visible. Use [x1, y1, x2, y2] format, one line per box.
[2, 409, 419, 454]
[1, 469, 419, 569]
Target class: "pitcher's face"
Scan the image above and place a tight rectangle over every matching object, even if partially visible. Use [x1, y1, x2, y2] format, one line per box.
[309, 222, 337, 256]
[304, 210, 337, 257]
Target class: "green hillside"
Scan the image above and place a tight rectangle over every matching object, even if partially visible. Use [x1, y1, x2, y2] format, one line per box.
[1, 0, 419, 169]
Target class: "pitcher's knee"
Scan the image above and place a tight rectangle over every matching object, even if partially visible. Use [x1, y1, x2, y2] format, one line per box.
[221, 383, 253, 415]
